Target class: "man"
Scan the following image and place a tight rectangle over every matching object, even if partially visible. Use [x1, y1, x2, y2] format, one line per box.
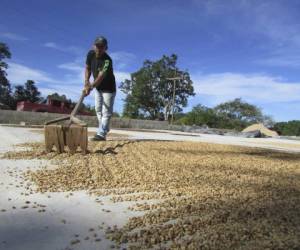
[84, 36, 116, 141]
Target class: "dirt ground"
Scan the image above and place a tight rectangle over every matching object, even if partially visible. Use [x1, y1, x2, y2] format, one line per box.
[2, 138, 299, 249]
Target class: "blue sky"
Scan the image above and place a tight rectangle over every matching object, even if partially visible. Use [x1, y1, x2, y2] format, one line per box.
[1, 0, 300, 122]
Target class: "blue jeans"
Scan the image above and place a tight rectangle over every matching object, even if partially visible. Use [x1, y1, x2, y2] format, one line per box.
[94, 90, 116, 137]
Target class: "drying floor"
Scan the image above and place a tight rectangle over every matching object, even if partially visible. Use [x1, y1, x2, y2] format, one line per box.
[2, 139, 299, 249]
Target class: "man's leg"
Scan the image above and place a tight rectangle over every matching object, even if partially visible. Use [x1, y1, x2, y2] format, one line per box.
[98, 92, 116, 138]
[94, 89, 103, 136]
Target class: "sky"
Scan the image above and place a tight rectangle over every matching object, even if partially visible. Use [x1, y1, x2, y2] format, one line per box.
[1, 0, 300, 122]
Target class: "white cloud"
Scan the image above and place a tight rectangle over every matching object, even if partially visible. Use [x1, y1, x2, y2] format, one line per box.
[7, 63, 58, 84]
[191, 0, 300, 68]
[256, 56, 300, 68]
[245, 1, 300, 68]
[7, 62, 84, 99]
[197, 0, 299, 46]
[0, 32, 28, 41]
[115, 71, 130, 83]
[7, 60, 300, 119]
[44, 42, 58, 49]
[57, 62, 130, 84]
[236, 1, 300, 68]
[110, 51, 136, 70]
[249, 2, 300, 48]
[58, 62, 83, 72]
[43, 42, 84, 55]
[192, 72, 300, 104]
[57, 62, 85, 85]
[6, 61, 130, 109]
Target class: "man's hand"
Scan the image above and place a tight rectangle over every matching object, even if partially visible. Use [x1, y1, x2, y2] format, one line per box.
[85, 79, 91, 85]
[83, 83, 92, 97]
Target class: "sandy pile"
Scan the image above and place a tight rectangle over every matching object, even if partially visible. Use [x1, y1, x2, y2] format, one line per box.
[2, 140, 299, 249]
[242, 123, 278, 137]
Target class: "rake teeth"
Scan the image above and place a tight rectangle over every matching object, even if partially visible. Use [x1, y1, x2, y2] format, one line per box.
[44, 125, 65, 153]
[44, 124, 88, 154]
[65, 125, 88, 154]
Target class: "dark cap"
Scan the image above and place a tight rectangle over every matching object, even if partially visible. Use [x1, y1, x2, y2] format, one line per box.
[94, 36, 108, 47]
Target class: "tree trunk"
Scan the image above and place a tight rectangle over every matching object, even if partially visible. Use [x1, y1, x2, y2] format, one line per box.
[164, 103, 171, 121]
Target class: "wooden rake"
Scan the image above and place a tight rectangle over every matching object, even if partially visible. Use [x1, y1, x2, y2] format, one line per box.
[44, 91, 88, 154]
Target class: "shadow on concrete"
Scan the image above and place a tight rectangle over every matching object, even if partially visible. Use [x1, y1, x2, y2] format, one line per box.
[93, 141, 134, 155]
[132, 158, 300, 249]
[163, 147, 300, 161]
[0, 210, 69, 250]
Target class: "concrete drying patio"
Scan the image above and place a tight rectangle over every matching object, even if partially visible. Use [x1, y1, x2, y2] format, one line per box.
[0, 125, 299, 250]
[0, 126, 142, 250]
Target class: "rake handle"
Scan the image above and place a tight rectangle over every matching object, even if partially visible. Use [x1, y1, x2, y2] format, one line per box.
[71, 91, 85, 117]
[44, 115, 70, 125]
[44, 90, 87, 126]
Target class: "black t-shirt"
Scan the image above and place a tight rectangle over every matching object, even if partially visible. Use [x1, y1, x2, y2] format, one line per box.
[86, 50, 116, 93]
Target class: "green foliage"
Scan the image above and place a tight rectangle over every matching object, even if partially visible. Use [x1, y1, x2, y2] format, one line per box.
[122, 93, 142, 119]
[172, 112, 186, 123]
[0, 42, 11, 86]
[177, 99, 273, 131]
[83, 104, 96, 116]
[47, 92, 70, 102]
[112, 112, 120, 117]
[120, 54, 195, 120]
[214, 98, 263, 121]
[0, 42, 13, 108]
[13, 85, 26, 103]
[47, 93, 94, 114]
[24, 80, 41, 103]
[274, 121, 300, 136]
[214, 98, 264, 130]
[13, 80, 42, 106]
[176, 105, 219, 127]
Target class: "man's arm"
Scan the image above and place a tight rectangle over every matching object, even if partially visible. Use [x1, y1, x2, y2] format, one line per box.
[90, 59, 110, 89]
[83, 65, 92, 96]
[85, 65, 91, 87]
[91, 70, 105, 89]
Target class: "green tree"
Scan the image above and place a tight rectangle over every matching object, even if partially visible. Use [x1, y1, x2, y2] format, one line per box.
[262, 115, 275, 128]
[83, 104, 96, 116]
[120, 54, 195, 120]
[112, 112, 120, 117]
[177, 104, 219, 127]
[122, 93, 143, 119]
[13, 85, 27, 103]
[47, 92, 69, 102]
[46, 93, 95, 115]
[177, 99, 273, 131]
[274, 120, 300, 136]
[24, 80, 41, 103]
[214, 98, 264, 130]
[13, 80, 42, 107]
[0, 42, 13, 108]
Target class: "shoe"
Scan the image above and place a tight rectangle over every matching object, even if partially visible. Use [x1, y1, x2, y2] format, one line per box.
[90, 134, 106, 141]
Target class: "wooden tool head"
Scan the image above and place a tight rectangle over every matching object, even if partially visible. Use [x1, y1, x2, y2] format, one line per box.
[44, 124, 87, 154]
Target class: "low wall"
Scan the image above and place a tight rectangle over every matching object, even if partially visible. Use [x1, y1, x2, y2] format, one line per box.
[0, 110, 169, 130]
[0, 110, 232, 134]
